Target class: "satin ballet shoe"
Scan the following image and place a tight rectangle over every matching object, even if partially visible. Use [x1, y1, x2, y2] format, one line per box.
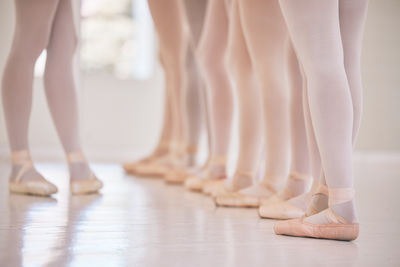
[8, 150, 58, 197]
[274, 187, 359, 241]
[202, 180, 225, 195]
[259, 183, 328, 220]
[206, 170, 254, 197]
[164, 167, 191, 184]
[133, 160, 169, 178]
[259, 201, 305, 220]
[215, 183, 276, 208]
[122, 142, 170, 174]
[184, 155, 227, 192]
[68, 151, 103, 195]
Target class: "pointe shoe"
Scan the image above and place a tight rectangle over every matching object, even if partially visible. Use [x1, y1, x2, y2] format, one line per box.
[8, 151, 58, 197]
[215, 183, 276, 208]
[258, 177, 323, 220]
[122, 142, 169, 174]
[259, 201, 305, 220]
[68, 151, 103, 195]
[274, 187, 359, 241]
[184, 155, 227, 192]
[164, 145, 198, 184]
[206, 170, 254, 197]
[134, 161, 169, 178]
[164, 167, 190, 184]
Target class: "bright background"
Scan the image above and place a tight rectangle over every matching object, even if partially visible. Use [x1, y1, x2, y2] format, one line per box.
[0, 0, 399, 163]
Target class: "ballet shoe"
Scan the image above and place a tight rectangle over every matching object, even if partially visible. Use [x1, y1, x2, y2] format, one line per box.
[202, 180, 225, 195]
[8, 150, 58, 197]
[274, 210, 359, 241]
[184, 155, 227, 192]
[122, 142, 170, 174]
[164, 167, 191, 184]
[215, 184, 276, 208]
[206, 170, 254, 197]
[259, 201, 305, 220]
[274, 187, 359, 241]
[134, 160, 169, 178]
[259, 183, 328, 220]
[68, 151, 103, 195]
[70, 174, 103, 195]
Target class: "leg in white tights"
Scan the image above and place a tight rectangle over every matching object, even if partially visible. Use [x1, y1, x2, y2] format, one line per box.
[226, 0, 263, 191]
[2, 0, 60, 185]
[2, 0, 102, 195]
[238, 0, 291, 195]
[278, 0, 367, 226]
[188, 0, 234, 185]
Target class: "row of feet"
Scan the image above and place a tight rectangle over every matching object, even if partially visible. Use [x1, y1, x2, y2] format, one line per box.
[123, 154, 359, 241]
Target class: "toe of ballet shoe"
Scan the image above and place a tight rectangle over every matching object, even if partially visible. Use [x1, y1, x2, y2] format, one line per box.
[164, 171, 187, 184]
[259, 201, 305, 220]
[122, 162, 136, 173]
[202, 180, 224, 195]
[9, 180, 58, 197]
[273, 218, 304, 236]
[184, 177, 204, 191]
[215, 193, 260, 208]
[274, 217, 359, 241]
[135, 164, 167, 178]
[70, 178, 103, 195]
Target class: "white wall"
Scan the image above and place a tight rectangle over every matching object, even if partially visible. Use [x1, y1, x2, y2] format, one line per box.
[0, 0, 399, 163]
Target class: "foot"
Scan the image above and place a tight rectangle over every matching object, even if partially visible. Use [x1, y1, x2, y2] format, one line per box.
[215, 183, 275, 208]
[67, 151, 103, 195]
[185, 156, 227, 192]
[274, 187, 359, 241]
[8, 151, 57, 196]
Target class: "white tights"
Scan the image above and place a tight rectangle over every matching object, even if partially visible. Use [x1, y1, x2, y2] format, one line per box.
[279, 0, 368, 223]
[2, 0, 92, 182]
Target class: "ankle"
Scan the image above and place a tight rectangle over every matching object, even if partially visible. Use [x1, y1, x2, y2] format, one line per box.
[331, 200, 358, 223]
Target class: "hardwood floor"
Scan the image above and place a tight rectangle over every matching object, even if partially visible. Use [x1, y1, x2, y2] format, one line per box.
[0, 154, 399, 266]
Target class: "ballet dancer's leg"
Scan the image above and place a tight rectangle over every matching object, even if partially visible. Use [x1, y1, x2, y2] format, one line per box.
[2, 0, 60, 195]
[163, 0, 209, 184]
[185, 0, 234, 191]
[274, 0, 367, 241]
[215, 0, 292, 207]
[135, 0, 188, 177]
[44, 0, 102, 194]
[225, 0, 263, 191]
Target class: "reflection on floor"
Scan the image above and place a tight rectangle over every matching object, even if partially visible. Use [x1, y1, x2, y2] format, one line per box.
[0, 156, 399, 266]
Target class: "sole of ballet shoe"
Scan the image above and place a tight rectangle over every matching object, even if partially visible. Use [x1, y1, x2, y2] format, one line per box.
[258, 201, 305, 220]
[9, 181, 58, 197]
[215, 193, 264, 208]
[70, 178, 103, 195]
[274, 216, 359, 241]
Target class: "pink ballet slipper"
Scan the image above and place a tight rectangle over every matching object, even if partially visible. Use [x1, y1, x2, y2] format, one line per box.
[274, 187, 359, 241]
